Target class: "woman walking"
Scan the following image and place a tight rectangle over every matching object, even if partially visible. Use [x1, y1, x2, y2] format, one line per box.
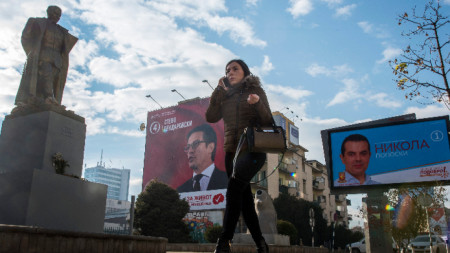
[206, 59, 272, 253]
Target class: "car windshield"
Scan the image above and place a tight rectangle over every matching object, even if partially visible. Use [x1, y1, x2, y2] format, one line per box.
[413, 236, 436, 243]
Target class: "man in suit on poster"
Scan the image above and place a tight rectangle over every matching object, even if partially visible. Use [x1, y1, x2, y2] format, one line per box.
[177, 124, 228, 193]
[334, 134, 380, 186]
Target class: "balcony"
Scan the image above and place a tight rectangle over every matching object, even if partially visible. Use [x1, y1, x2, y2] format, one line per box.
[335, 195, 346, 202]
[313, 177, 325, 191]
[278, 163, 290, 174]
[311, 165, 323, 173]
[279, 180, 298, 188]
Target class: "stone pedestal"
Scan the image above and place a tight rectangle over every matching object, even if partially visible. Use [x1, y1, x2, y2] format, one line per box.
[0, 169, 107, 233]
[233, 233, 290, 245]
[0, 107, 107, 233]
[0, 107, 86, 177]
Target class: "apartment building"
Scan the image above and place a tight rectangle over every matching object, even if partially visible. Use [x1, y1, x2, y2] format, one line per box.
[250, 111, 350, 227]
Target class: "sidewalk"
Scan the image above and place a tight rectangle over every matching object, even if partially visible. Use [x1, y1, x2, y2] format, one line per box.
[166, 243, 332, 253]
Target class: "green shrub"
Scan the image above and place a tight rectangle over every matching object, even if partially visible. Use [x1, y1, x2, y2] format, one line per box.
[277, 220, 298, 245]
[204, 225, 223, 243]
[134, 179, 191, 242]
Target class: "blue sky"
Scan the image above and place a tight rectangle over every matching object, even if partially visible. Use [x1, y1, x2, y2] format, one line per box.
[0, 0, 449, 228]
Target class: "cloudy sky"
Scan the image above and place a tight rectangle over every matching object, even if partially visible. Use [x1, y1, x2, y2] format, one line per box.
[1, 0, 449, 228]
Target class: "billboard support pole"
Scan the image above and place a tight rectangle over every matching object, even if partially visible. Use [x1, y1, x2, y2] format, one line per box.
[364, 189, 394, 253]
[129, 195, 135, 235]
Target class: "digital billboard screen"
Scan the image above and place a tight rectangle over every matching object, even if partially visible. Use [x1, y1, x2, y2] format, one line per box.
[328, 116, 450, 193]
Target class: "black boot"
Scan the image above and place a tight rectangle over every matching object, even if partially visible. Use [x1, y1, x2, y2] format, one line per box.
[214, 238, 231, 253]
[256, 238, 269, 253]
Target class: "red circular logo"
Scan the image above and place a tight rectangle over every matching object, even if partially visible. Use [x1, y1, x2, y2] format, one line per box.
[213, 193, 225, 204]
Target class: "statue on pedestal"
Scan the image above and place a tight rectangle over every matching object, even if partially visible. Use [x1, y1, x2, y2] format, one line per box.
[14, 5, 78, 109]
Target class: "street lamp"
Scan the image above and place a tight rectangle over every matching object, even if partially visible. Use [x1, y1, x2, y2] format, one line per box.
[202, 80, 214, 90]
[309, 208, 315, 247]
[418, 193, 433, 253]
[145, 94, 163, 109]
[171, 89, 186, 100]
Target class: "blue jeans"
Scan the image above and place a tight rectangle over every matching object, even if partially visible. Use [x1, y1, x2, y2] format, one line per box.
[221, 150, 266, 242]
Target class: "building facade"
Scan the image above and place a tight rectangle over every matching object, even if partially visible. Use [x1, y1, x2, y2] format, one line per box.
[249, 111, 350, 228]
[84, 164, 130, 201]
[104, 198, 132, 230]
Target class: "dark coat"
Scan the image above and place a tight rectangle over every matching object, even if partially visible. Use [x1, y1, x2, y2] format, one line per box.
[206, 75, 272, 152]
[176, 166, 228, 193]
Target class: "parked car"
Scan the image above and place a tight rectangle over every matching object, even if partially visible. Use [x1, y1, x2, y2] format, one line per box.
[407, 235, 446, 253]
[346, 237, 401, 253]
[346, 238, 366, 253]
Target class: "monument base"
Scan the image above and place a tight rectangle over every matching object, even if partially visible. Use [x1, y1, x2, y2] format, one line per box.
[0, 106, 86, 177]
[232, 233, 290, 246]
[0, 169, 107, 233]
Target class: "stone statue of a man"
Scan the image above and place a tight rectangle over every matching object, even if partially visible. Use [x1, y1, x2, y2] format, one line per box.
[15, 5, 78, 107]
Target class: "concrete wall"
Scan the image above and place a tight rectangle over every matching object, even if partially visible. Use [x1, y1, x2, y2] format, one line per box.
[0, 225, 167, 253]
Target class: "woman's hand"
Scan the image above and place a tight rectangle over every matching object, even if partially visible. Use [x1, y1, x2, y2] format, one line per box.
[247, 94, 259, 104]
[218, 77, 229, 91]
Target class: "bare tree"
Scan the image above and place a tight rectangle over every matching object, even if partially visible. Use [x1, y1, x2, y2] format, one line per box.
[389, 0, 449, 108]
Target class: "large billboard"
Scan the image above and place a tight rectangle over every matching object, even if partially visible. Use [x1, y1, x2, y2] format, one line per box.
[143, 97, 227, 210]
[326, 116, 450, 193]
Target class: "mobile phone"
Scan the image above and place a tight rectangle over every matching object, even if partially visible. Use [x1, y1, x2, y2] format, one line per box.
[223, 77, 231, 88]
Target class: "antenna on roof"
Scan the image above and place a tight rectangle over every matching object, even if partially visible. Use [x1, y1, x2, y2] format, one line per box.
[97, 149, 104, 167]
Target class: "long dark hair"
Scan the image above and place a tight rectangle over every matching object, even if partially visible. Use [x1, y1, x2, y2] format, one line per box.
[225, 59, 251, 77]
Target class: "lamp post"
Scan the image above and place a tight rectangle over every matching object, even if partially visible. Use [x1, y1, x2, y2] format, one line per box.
[171, 89, 186, 100]
[202, 80, 214, 90]
[418, 193, 433, 253]
[145, 94, 163, 109]
[309, 208, 315, 247]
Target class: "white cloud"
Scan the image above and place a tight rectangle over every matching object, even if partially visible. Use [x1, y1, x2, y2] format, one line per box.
[327, 78, 360, 107]
[358, 21, 373, 33]
[367, 93, 402, 108]
[404, 105, 449, 119]
[287, 0, 314, 18]
[358, 21, 389, 39]
[146, 0, 266, 47]
[207, 16, 267, 47]
[70, 39, 99, 68]
[305, 63, 353, 77]
[246, 0, 260, 7]
[266, 84, 313, 100]
[327, 78, 402, 108]
[320, 0, 343, 7]
[305, 63, 328, 77]
[335, 4, 356, 18]
[107, 126, 145, 137]
[252, 55, 274, 76]
[85, 117, 107, 136]
[130, 177, 143, 187]
[377, 46, 402, 64]
[0, 68, 21, 97]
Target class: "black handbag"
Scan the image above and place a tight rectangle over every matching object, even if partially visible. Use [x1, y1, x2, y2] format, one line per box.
[245, 121, 287, 153]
